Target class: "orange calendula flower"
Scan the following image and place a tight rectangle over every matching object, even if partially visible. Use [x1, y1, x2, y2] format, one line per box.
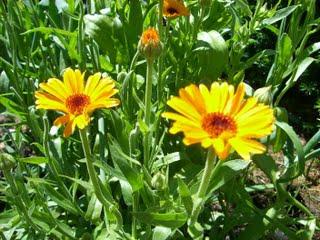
[35, 68, 120, 137]
[139, 27, 162, 59]
[163, 0, 190, 19]
[162, 82, 274, 160]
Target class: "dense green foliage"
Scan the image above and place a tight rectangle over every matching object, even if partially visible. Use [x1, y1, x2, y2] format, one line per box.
[0, 0, 319, 239]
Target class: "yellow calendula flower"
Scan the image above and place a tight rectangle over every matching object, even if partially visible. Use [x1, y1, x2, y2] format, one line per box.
[163, 0, 190, 19]
[35, 68, 120, 137]
[162, 82, 274, 160]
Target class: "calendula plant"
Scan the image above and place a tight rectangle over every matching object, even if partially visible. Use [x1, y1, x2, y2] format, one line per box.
[0, 0, 319, 240]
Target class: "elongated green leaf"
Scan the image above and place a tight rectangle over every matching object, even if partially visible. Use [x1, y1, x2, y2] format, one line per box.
[60, 175, 93, 191]
[276, 121, 305, 181]
[262, 5, 299, 25]
[153, 152, 181, 170]
[177, 177, 193, 216]
[22, 27, 76, 37]
[44, 184, 79, 215]
[0, 96, 26, 120]
[291, 57, 315, 83]
[19, 156, 47, 165]
[108, 134, 143, 192]
[85, 195, 102, 223]
[273, 107, 288, 152]
[128, 0, 143, 46]
[133, 210, 187, 228]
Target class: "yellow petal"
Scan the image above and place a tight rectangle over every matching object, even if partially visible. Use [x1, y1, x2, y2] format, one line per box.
[229, 137, 266, 160]
[162, 112, 200, 127]
[84, 72, 101, 96]
[89, 77, 114, 101]
[74, 114, 90, 129]
[63, 68, 78, 94]
[167, 97, 201, 122]
[228, 82, 245, 115]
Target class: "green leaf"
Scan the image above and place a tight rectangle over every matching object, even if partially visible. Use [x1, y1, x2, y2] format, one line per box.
[85, 195, 102, 223]
[0, 96, 26, 120]
[252, 155, 278, 183]
[22, 27, 76, 37]
[237, 207, 278, 240]
[278, 34, 292, 67]
[262, 5, 299, 25]
[84, 14, 115, 57]
[177, 177, 193, 216]
[19, 156, 48, 165]
[153, 152, 181, 170]
[133, 209, 187, 228]
[273, 107, 288, 152]
[195, 30, 228, 81]
[60, 175, 93, 192]
[127, 0, 143, 47]
[208, 159, 250, 194]
[108, 134, 143, 192]
[152, 226, 172, 240]
[291, 57, 315, 83]
[0, 71, 9, 94]
[43, 184, 79, 215]
[276, 121, 305, 181]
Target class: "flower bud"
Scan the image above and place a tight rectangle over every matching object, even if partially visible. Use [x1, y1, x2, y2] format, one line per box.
[138, 28, 162, 61]
[0, 153, 16, 170]
[151, 172, 166, 191]
[254, 86, 272, 105]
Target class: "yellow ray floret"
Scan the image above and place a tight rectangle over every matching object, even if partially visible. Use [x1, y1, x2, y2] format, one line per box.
[162, 82, 274, 160]
[35, 68, 120, 137]
[163, 0, 190, 19]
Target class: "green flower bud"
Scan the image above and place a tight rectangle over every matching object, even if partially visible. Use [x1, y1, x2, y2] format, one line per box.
[254, 86, 272, 105]
[0, 153, 16, 170]
[151, 172, 166, 191]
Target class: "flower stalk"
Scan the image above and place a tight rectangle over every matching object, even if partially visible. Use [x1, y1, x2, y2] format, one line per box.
[79, 128, 123, 229]
[143, 58, 154, 168]
[189, 148, 219, 226]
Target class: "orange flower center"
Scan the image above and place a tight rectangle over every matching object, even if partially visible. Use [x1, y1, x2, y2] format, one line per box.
[202, 113, 237, 138]
[141, 28, 160, 46]
[167, 7, 179, 15]
[66, 94, 90, 115]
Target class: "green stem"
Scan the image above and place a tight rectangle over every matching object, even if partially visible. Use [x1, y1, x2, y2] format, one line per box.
[190, 148, 219, 225]
[157, 0, 164, 108]
[129, 50, 140, 71]
[79, 128, 123, 229]
[132, 191, 139, 239]
[143, 58, 154, 168]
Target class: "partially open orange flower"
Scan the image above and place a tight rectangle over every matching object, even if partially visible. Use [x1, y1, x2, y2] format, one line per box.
[141, 28, 160, 46]
[35, 68, 120, 137]
[163, 0, 190, 19]
[162, 82, 275, 160]
[139, 28, 162, 59]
